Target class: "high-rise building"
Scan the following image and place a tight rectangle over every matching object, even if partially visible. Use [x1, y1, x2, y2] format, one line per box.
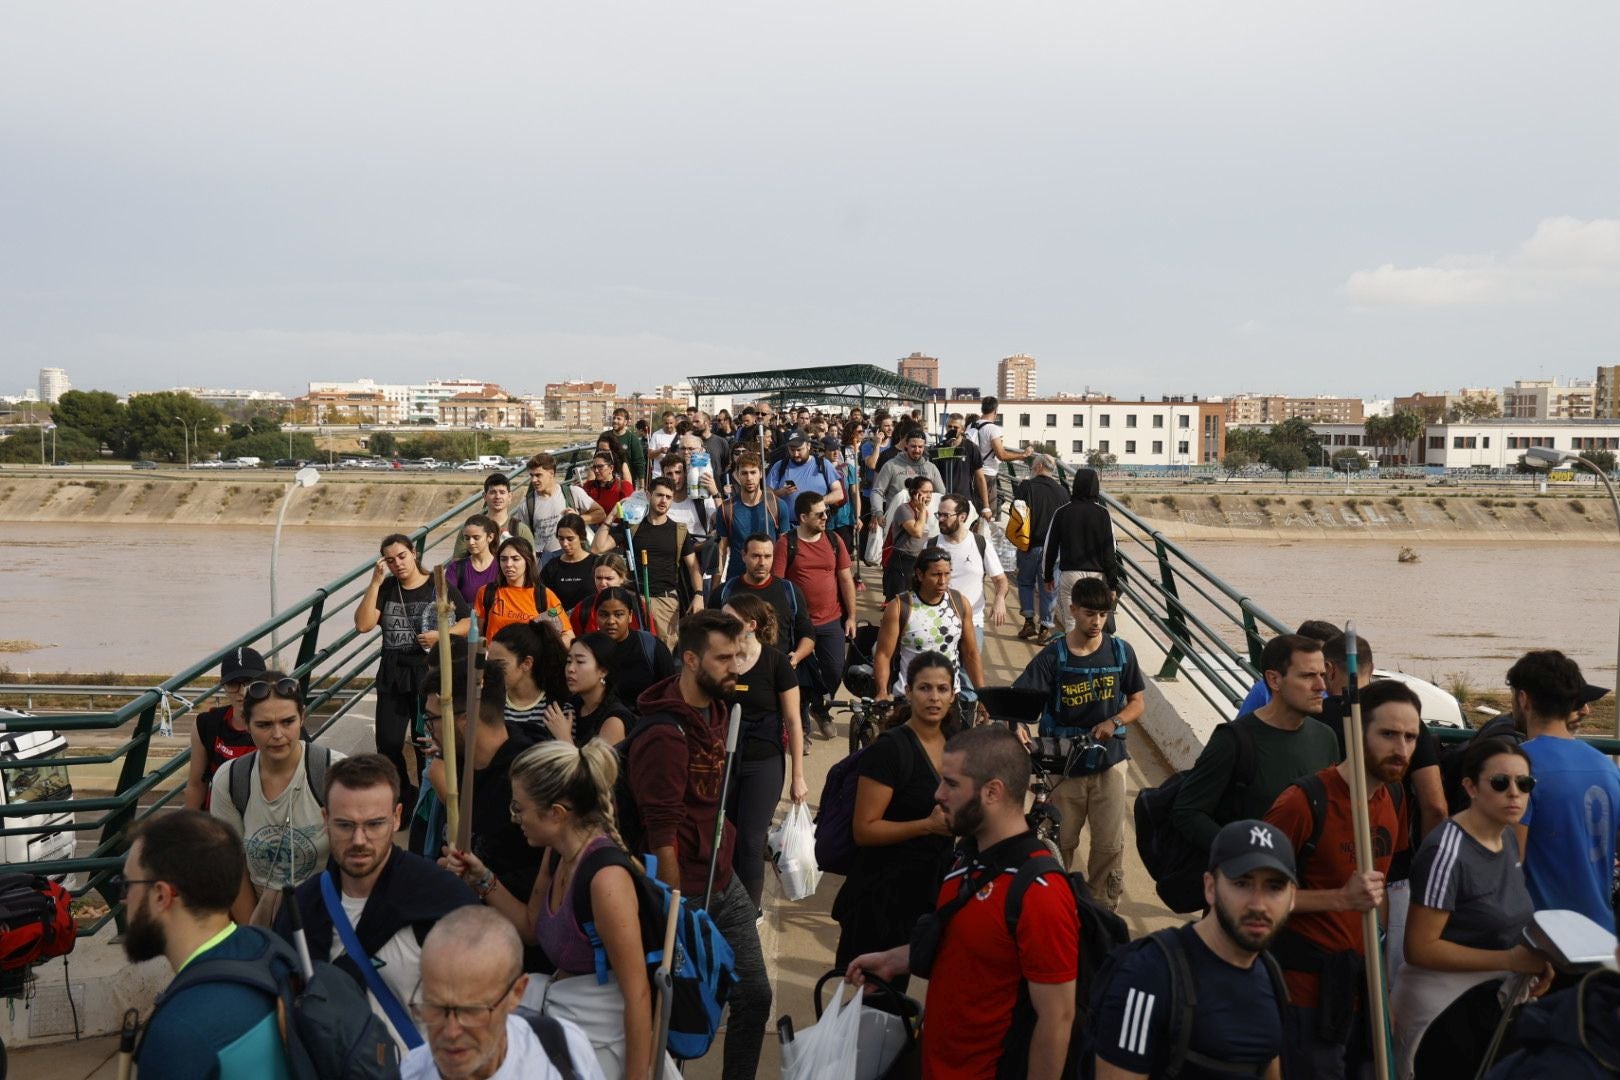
[38, 367, 70, 403]
[997, 354, 1037, 399]
[1220, 394, 1364, 426]
[1502, 378, 1594, 420]
[897, 352, 939, 388]
[1596, 366, 1620, 419]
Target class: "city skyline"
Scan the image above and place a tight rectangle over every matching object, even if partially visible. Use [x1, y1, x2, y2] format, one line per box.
[5, 6, 1618, 400]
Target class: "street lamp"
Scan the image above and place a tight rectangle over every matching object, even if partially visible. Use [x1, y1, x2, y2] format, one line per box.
[1524, 445, 1620, 734]
[172, 415, 189, 467]
[270, 466, 321, 659]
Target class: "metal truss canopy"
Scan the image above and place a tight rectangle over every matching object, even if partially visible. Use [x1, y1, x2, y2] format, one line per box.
[686, 363, 932, 409]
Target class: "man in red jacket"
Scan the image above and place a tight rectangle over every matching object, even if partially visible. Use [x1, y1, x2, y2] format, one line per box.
[627, 609, 769, 1080]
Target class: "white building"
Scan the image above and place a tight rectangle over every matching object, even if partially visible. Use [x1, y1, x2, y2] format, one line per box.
[1290, 419, 1620, 470]
[944, 397, 1227, 468]
[306, 378, 509, 423]
[1501, 378, 1594, 420]
[38, 368, 70, 403]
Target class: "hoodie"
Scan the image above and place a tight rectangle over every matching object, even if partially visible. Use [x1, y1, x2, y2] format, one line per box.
[1486, 969, 1620, 1079]
[1041, 468, 1117, 580]
[630, 674, 737, 898]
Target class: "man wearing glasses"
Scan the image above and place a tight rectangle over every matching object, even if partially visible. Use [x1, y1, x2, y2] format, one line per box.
[765, 433, 845, 527]
[581, 451, 635, 517]
[277, 754, 478, 1060]
[402, 906, 603, 1079]
[774, 492, 857, 740]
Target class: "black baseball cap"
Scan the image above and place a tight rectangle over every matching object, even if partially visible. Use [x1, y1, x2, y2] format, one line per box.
[220, 646, 267, 684]
[1208, 819, 1297, 884]
[787, 433, 809, 448]
[1582, 683, 1610, 705]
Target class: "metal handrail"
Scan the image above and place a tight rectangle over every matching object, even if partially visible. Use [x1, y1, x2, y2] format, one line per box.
[5, 442, 597, 932]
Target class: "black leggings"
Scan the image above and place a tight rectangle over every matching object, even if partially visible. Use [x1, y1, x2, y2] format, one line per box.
[726, 749, 785, 909]
[374, 685, 423, 799]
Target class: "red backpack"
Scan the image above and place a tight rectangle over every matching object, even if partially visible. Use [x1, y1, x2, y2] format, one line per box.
[0, 873, 76, 970]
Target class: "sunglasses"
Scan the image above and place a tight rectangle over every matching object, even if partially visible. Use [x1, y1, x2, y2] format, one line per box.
[918, 551, 952, 566]
[1485, 774, 1536, 794]
[245, 678, 301, 702]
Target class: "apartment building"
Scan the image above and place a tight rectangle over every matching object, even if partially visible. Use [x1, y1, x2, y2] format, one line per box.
[947, 396, 1226, 467]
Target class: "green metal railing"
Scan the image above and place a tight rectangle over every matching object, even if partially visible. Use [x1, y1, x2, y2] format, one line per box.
[3, 443, 596, 933]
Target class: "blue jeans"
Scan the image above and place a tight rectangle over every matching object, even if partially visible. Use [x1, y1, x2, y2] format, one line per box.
[1017, 545, 1056, 625]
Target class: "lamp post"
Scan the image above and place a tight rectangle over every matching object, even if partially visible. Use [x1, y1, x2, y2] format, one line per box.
[172, 415, 189, 468]
[270, 466, 321, 660]
[1525, 445, 1620, 734]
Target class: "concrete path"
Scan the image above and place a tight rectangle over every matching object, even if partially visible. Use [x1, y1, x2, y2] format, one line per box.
[18, 583, 1196, 1079]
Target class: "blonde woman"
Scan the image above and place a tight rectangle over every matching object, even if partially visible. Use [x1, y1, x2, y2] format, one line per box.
[443, 741, 672, 1080]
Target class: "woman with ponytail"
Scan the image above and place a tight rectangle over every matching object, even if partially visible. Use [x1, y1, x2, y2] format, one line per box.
[444, 740, 671, 1080]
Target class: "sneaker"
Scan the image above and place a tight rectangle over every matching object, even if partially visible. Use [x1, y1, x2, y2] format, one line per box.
[812, 702, 837, 740]
[1034, 625, 1059, 646]
[1017, 617, 1037, 640]
[855, 580, 867, 592]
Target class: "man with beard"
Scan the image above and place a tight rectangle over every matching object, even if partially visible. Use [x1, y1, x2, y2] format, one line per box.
[845, 724, 1080, 1080]
[123, 811, 300, 1077]
[626, 609, 769, 1080]
[1264, 678, 1420, 1078]
[276, 754, 478, 1058]
[1091, 818, 1296, 1078]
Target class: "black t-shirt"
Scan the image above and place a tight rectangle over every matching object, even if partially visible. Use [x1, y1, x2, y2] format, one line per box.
[853, 725, 947, 873]
[611, 631, 677, 707]
[194, 705, 256, 788]
[378, 578, 469, 691]
[735, 645, 796, 758]
[567, 695, 634, 747]
[471, 726, 542, 900]
[635, 519, 683, 594]
[1094, 925, 1283, 1078]
[541, 554, 599, 613]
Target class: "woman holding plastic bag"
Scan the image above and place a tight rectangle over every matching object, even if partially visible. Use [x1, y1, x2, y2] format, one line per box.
[722, 593, 809, 909]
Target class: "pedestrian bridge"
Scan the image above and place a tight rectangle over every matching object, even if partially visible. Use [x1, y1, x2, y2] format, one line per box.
[9, 448, 1619, 1076]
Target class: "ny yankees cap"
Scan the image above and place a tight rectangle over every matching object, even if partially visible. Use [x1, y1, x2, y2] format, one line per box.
[1208, 819, 1297, 884]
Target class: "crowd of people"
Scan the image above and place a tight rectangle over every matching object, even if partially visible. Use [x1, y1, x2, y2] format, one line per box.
[131, 395, 1619, 1080]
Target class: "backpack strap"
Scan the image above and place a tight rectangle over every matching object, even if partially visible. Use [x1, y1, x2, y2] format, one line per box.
[229, 755, 253, 818]
[482, 579, 500, 620]
[1295, 773, 1330, 864]
[523, 1011, 582, 1080]
[319, 871, 423, 1050]
[572, 843, 639, 984]
[304, 745, 330, 810]
[1000, 846, 1065, 938]
[638, 630, 657, 671]
[785, 530, 799, 575]
[1146, 929, 1197, 1080]
[563, 483, 575, 512]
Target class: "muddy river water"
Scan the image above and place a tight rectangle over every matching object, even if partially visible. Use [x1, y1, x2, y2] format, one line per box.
[2, 524, 1617, 689]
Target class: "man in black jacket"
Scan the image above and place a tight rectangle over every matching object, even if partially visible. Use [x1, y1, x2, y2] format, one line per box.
[275, 754, 478, 1058]
[1013, 453, 1068, 642]
[1041, 468, 1117, 643]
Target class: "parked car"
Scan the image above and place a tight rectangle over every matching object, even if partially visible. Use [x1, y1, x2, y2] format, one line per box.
[132, 460, 158, 470]
[0, 709, 75, 876]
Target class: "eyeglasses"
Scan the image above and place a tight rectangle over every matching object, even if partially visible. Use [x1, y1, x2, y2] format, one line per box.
[409, 973, 523, 1030]
[329, 818, 395, 838]
[245, 678, 300, 703]
[935, 510, 957, 519]
[1486, 774, 1536, 794]
[107, 874, 160, 902]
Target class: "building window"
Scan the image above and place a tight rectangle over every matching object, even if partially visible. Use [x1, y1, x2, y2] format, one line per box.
[1072, 440, 1084, 453]
[1126, 414, 1138, 428]
[1152, 440, 1164, 454]
[1072, 415, 1084, 427]
[1482, 437, 1490, 449]
[1100, 415, 1111, 428]
[1099, 440, 1110, 453]
[1125, 440, 1137, 454]
[1452, 436, 1478, 449]
[1019, 413, 1031, 426]
[1178, 441, 1190, 455]
[1428, 436, 1445, 450]
[1179, 415, 1191, 428]
[1152, 415, 1164, 429]
[1045, 413, 1057, 427]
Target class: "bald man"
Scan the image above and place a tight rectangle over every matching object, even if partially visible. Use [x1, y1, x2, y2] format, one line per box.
[401, 907, 603, 1080]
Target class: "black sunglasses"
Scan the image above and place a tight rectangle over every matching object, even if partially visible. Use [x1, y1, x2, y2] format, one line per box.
[245, 678, 301, 703]
[1486, 774, 1536, 794]
[917, 550, 952, 566]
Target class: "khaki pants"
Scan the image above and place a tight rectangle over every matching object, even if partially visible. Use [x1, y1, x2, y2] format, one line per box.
[647, 595, 682, 651]
[1048, 765, 1126, 910]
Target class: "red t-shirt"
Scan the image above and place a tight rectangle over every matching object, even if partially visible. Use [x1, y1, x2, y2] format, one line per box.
[1264, 766, 1409, 1007]
[773, 530, 850, 627]
[922, 844, 1080, 1080]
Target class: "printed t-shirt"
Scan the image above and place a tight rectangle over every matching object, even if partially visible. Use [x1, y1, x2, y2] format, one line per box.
[1093, 924, 1283, 1078]
[377, 578, 469, 692]
[473, 584, 571, 640]
[541, 553, 599, 613]
[195, 705, 255, 803]
[1408, 821, 1533, 950]
[1012, 634, 1144, 775]
[331, 889, 423, 1057]
[773, 531, 849, 626]
[1520, 735, 1620, 926]
[922, 838, 1080, 1080]
[1264, 766, 1409, 1007]
[210, 746, 347, 891]
[523, 486, 602, 553]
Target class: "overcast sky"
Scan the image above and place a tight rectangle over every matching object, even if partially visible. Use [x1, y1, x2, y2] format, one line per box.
[5, 3, 1618, 401]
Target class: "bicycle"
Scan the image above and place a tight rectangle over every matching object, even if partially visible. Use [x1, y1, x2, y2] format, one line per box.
[845, 696, 893, 756]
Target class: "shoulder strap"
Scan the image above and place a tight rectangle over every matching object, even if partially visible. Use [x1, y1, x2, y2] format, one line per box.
[786, 530, 799, 574]
[765, 490, 782, 532]
[523, 1011, 582, 1080]
[674, 522, 688, 555]
[319, 872, 423, 1050]
[1296, 773, 1330, 864]
[304, 746, 330, 809]
[638, 631, 657, 670]
[230, 755, 252, 818]
[1001, 847, 1066, 937]
[1147, 929, 1197, 1080]
[563, 483, 575, 511]
[572, 844, 635, 931]
[482, 579, 499, 617]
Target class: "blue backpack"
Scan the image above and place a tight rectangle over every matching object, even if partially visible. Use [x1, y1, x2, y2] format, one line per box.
[573, 845, 736, 1061]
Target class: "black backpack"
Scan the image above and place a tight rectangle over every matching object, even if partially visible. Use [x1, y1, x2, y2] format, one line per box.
[229, 744, 333, 817]
[147, 926, 397, 1079]
[513, 1008, 584, 1080]
[996, 842, 1132, 1080]
[1077, 928, 1289, 1079]
[1133, 719, 1260, 913]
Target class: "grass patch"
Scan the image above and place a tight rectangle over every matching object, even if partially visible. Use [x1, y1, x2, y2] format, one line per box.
[1570, 499, 1588, 514]
[1298, 497, 1314, 510]
[1385, 497, 1403, 509]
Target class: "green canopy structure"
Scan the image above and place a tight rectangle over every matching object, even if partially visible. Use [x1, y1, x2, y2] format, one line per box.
[686, 363, 932, 413]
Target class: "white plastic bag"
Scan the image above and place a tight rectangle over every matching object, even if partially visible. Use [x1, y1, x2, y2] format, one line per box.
[782, 980, 864, 1080]
[862, 521, 885, 565]
[768, 803, 822, 902]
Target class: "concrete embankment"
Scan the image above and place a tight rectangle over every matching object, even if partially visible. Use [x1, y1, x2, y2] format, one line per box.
[1115, 489, 1620, 542]
[0, 471, 474, 527]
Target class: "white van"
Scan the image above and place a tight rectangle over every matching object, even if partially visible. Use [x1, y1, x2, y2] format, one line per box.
[476, 455, 504, 470]
[0, 712, 75, 874]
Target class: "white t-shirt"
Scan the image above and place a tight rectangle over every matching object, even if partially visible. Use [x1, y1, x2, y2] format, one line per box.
[648, 429, 679, 455]
[400, 1012, 605, 1080]
[522, 486, 602, 552]
[331, 889, 424, 1058]
[937, 529, 1005, 627]
[666, 495, 716, 538]
[973, 419, 1006, 476]
[209, 745, 345, 891]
